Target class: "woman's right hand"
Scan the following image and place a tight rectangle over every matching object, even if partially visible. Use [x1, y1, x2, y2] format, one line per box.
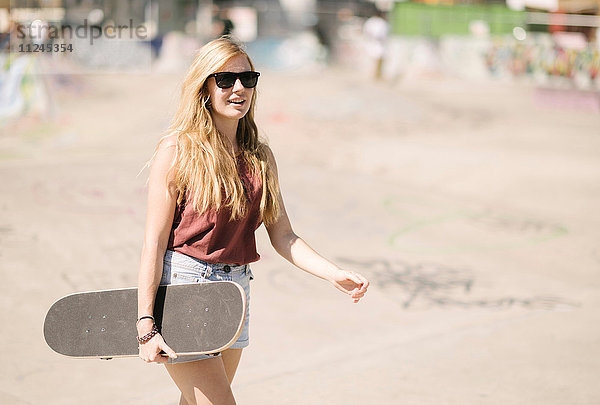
[137, 320, 178, 363]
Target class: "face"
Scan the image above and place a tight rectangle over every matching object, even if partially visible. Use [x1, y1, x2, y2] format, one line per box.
[207, 54, 255, 124]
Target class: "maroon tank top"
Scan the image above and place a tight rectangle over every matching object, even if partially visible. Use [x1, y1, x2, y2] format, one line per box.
[167, 155, 263, 265]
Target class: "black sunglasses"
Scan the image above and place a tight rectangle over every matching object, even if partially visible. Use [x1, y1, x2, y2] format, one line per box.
[208, 71, 260, 89]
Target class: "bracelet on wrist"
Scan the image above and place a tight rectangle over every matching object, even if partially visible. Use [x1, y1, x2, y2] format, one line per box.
[137, 324, 159, 344]
[136, 315, 155, 327]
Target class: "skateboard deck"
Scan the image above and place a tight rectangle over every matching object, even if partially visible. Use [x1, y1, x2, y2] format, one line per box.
[44, 281, 246, 359]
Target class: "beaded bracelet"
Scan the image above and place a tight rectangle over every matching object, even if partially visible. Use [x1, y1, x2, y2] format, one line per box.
[137, 324, 159, 345]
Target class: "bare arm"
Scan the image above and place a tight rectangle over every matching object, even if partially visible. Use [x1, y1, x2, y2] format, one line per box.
[264, 148, 369, 302]
[136, 135, 178, 362]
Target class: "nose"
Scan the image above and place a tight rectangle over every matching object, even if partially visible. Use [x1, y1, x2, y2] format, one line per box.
[232, 78, 245, 93]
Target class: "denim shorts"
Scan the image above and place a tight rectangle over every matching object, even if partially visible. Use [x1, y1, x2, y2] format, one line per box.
[160, 250, 253, 364]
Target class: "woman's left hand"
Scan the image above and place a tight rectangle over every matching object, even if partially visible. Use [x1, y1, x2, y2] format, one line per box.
[330, 270, 369, 303]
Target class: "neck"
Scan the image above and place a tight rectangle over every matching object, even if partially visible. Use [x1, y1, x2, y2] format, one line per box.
[213, 116, 239, 154]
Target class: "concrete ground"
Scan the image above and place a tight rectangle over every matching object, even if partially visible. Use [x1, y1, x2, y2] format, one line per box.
[0, 66, 599, 404]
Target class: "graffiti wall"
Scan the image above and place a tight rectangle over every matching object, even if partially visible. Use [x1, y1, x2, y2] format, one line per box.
[382, 33, 600, 91]
[0, 54, 57, 126]
[484, 35, 600, 90]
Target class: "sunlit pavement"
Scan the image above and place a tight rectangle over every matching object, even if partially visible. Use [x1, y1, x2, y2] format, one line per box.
[1, 67, 599, 404]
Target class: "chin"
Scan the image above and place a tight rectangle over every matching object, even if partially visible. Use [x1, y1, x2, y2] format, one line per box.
[228, 108, 250, 120]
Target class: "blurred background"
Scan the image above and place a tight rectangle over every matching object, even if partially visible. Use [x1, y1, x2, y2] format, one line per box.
[1, 0, 599, 124]
[1, 1, 599, 404]
[1, 0, 600, 94]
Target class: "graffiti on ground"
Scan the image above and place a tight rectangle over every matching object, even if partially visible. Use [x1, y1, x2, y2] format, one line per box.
[383, 195, 568, 254]
[338, 257, 580, 311]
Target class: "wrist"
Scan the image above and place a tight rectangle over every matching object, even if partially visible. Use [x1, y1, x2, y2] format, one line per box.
[136, 318, 155, 334]
[137, 324, 159, 345]
[136, 315, 155, 325]
[324, 266, 343, 282]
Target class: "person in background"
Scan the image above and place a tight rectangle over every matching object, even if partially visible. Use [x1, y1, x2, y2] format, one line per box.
[363, 9, 389, 80]
[212, 7, 235, 38]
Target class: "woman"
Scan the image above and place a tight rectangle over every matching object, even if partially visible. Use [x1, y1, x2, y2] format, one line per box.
[137, 37, 369, 405]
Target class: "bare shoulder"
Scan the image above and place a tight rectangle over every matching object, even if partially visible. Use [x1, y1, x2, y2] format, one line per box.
[148, 134, 179, 183]
[259, 143, 278, 173]
[157, 133, 178, 151]
[152, 134, 178, 164]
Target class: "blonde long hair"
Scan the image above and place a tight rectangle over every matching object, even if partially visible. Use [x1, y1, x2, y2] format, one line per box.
[157, 37, 280, 225]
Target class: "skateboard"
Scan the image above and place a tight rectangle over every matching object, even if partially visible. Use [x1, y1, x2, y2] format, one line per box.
[43, 281, 246, 359]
